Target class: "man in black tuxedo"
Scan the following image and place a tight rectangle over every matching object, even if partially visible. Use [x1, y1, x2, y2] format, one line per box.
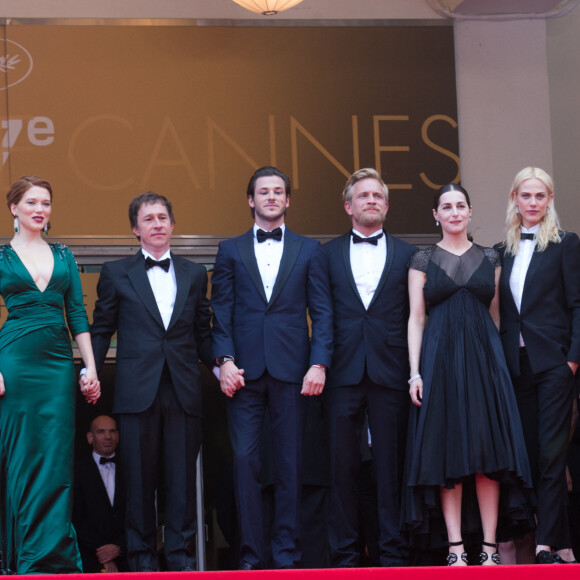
[90, 192, 213, 571]
[211, 166, 333, 570]
[322, 168, 415, 567]
[73, 415, 126, 573]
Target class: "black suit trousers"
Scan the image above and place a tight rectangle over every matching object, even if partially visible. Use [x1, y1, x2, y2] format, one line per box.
[326, 376, 409, 567]
[119, 366, 202, 571]
[513, 349, 575, 548]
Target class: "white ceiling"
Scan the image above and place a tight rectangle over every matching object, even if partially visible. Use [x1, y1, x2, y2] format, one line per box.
[0, 1, 441, 21]
[0, 1, 577, 23]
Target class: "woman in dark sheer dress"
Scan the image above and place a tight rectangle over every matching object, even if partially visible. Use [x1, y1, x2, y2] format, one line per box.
[403, 184, 533, 566]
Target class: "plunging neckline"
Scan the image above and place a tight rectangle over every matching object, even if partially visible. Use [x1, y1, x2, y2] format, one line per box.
[8, 243, 56, 294]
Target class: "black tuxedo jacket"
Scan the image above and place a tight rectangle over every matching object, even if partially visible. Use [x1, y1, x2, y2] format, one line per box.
[211, 227, 333, 383]
[73, 454, 126, 573]
[322, 231, 416, 390]
[91, 251, 213, 415]
[497, 231, 580, 377]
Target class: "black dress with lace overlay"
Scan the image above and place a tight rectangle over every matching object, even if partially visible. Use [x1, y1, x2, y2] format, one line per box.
[402, 244, 534, 548]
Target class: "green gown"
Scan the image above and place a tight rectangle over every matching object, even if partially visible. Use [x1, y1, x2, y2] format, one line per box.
[0, 242, 88, 574]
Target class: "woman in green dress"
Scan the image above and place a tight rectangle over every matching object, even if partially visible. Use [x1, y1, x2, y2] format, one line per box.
[0, 176, 100, 574]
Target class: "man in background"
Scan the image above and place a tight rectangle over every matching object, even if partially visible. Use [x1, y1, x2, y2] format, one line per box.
[73, 415, 126, 573]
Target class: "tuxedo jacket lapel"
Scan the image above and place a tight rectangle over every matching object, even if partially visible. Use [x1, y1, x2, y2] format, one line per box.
[89, 457, 114, 510]
[522, 248, 545, 304]
[368, 231, 393, 310]
[236, 232, 268, 304]
[342, 234, 366, 310]
[127, 252, 165, 328]
[112, 463, 123, 510]
[167, 254, 190, 330]
[269, 232, 302, 307]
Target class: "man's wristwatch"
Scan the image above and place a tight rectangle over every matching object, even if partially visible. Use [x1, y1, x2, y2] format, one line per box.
[216, 355, 235, 367]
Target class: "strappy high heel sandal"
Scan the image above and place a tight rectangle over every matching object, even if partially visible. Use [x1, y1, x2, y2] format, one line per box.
[446, 540, 469, 566]
[479, 541, 500, 565]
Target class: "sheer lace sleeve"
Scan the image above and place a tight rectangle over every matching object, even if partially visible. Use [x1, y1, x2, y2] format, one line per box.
[408, 246, 435, 273]
[480, 245, 501, 268]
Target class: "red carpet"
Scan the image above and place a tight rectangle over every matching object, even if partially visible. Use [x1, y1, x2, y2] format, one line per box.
[20, 565, 580, 579]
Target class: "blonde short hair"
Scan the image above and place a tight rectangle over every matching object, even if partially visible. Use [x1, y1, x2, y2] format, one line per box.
[342, 168, 389, 204]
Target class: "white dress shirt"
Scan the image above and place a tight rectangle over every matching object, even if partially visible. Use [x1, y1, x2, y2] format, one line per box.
[350, 228, 387, 310]
[509, 224, 540, 346]
[142, 248, 177, 329]
[93, 451, 116, 506]
[253, 223, 285, 302]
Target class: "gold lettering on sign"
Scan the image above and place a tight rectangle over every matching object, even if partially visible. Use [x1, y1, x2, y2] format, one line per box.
[290, 116, 352, 189]
[207, 117, 260, 190]
[142, 116, 201, 189]
[420, 114, 461, 189]
[373, 115, 411, 190]
[28, 117, 54, 146]
[68, 115, 134, 191]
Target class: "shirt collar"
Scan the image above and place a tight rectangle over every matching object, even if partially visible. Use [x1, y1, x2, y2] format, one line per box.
[92, 451, 116, 464]
[141, 248, 171, 262]
[253, 223, 286, 238]
[351, 228, 384, 239]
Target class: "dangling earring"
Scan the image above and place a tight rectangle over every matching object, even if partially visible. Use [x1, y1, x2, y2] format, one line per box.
[546, 207, 550, 214]
[435, 220, 439, 227]
[44, 223, 48, 235]
[469, 216, 472, 222]
[13, 215, 18, 233]
[515, 206, 520, 214]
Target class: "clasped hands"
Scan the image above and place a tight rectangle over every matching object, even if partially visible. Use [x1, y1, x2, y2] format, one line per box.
[218, 361, 326, 398]
[79, 369, 101, 404]
[96, 543, 121, 573]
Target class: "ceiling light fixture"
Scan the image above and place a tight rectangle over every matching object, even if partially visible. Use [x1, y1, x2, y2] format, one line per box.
[232, 0, 304, 16]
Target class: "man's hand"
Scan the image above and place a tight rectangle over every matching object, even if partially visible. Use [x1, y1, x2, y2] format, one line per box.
[301, 365, 326, 396]
[219, 360, 245, 398]
[96, 543, 121, 564]
[103, 561, 119, 573]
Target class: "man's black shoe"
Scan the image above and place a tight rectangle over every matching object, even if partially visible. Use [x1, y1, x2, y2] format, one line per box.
[239, 561, 259, 571]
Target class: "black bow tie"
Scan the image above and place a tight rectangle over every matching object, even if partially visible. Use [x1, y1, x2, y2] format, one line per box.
[256, 227, 283, 243]
[100, 456, 117, 465]
[351, 231, 384, 246]
[144, 256, 171, 272]
[521, 233, 535, 241]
